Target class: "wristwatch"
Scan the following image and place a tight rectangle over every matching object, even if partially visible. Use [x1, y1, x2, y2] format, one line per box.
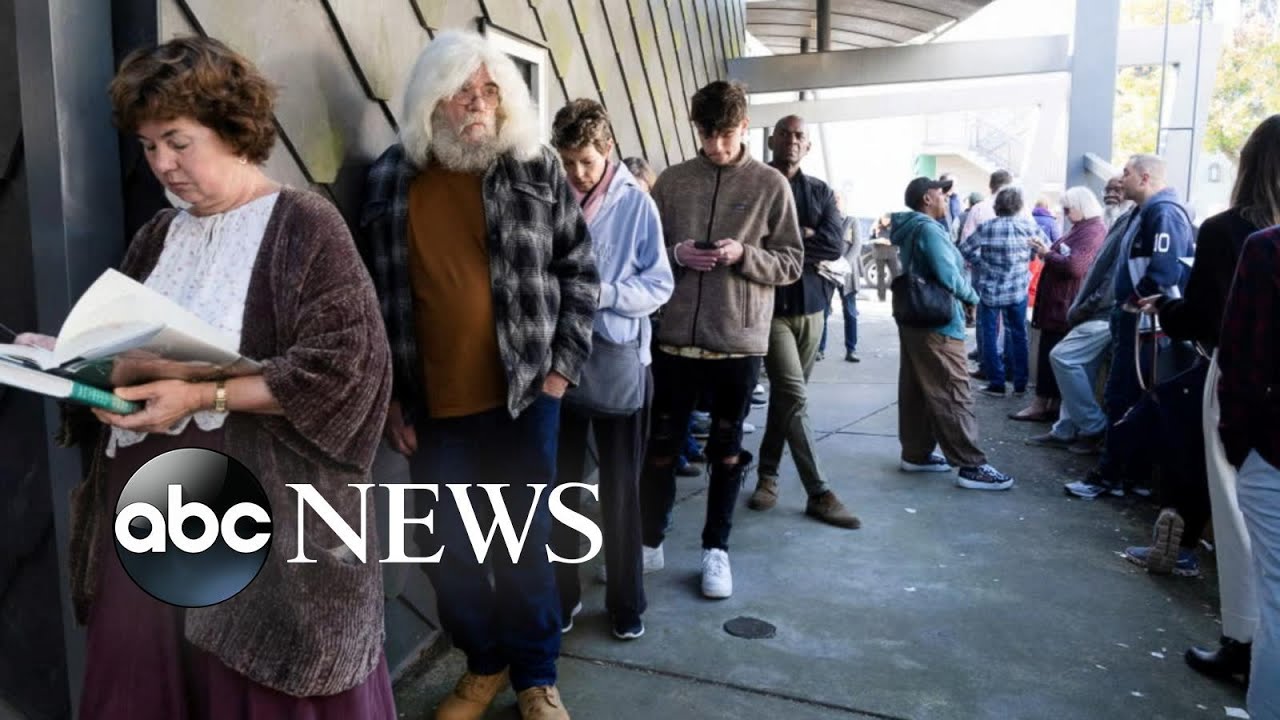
[213, 380, 228, 413]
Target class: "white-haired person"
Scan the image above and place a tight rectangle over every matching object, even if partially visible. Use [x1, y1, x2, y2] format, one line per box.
[1010, 186, 1107, 422]
[360, 31, 598, 720]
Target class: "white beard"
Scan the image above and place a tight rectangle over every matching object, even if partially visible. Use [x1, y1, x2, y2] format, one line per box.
[430, 111, 503, 174]
[1104, 200, 1135, 227]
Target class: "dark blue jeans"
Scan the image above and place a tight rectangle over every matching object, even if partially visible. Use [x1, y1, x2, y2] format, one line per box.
[978, 300, 1029, 391]
[842, 292, 858, 352]
[410, 395, 562, 691]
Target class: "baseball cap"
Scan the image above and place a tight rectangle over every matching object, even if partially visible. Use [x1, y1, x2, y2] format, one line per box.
[904, 176, 949, 210]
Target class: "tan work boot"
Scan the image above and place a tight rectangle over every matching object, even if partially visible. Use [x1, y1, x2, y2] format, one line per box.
[805, 491, 861, 529]
[517, 685, 570, 719]
[747, 476, 779, 511]
[435, 670, 509, 720]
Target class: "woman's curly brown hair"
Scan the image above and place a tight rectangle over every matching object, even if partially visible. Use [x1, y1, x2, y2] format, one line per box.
[551, 98, 614, 154]
[109, 36, 277, 163]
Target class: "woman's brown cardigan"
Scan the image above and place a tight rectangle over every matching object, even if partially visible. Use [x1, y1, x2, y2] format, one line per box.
[66, 188, 393, 697]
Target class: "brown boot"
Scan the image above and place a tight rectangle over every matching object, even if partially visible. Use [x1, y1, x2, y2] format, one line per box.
[517, 685, 570, 720]
[805, 491, 861, 529]
[435, 670, 509, 720]
[747, 476, 779, 511]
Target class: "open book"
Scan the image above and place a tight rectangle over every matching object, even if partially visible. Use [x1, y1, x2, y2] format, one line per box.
[0, 269, 260, 413]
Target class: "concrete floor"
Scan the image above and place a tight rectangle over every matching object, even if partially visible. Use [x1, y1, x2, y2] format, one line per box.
[393, 297, 1250, 720]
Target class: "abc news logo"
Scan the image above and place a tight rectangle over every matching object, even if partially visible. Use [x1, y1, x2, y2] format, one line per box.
[115, 449, 602, 607]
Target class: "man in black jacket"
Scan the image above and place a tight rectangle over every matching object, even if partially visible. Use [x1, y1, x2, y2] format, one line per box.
[747, 115, 859, 528]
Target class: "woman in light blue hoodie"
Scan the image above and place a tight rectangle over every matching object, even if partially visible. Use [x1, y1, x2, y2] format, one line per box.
[547, 100, 674, 642]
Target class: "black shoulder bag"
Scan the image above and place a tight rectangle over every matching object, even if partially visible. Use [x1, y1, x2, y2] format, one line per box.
[891, 235, 955, 328]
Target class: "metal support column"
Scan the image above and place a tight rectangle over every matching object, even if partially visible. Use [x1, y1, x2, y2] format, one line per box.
[1065, 0, 1121, 192]
[816, 0, 831, 52]
[14, 0, 127, 714]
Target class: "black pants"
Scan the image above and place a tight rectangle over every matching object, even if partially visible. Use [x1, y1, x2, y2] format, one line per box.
[1035, 329, 1067, 400]
[640, 351, 761, 550]
[551, 381, 650, 624]
[1107, 361, 1212, 547]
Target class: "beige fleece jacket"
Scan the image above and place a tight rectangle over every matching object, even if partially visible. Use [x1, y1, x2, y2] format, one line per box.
[651, 148, 803, 355]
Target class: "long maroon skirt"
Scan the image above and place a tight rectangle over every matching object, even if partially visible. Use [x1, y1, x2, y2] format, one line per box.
[79, 425, 396, 720]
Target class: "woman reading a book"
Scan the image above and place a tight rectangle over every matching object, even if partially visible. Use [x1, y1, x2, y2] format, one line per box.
[18, 37, 395, 718]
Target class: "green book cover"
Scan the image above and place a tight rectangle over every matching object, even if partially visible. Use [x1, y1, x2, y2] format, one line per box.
[67, 382, 141, 414]
[0, 359, 141, 414]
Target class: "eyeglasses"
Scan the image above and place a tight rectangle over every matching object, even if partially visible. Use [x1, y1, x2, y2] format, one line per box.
[450, 84, 501, 106]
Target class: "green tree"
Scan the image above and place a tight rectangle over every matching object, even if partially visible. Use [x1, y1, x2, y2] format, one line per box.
[1112, 0, 1278, 165]
[1205, 17, 1280, 164]
[1112, 0, 1194, 163]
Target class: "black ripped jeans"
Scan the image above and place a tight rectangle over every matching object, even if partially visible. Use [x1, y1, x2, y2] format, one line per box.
[639, 350, 761, 551]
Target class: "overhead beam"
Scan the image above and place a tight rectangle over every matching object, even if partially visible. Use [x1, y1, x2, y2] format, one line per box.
[731, 22, 1215, 95]
[728, 35, 1072, 93]
[747, 76, 1069, 128]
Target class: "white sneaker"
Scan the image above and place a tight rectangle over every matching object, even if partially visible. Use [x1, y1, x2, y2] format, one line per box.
[598, 547, 664, 583]
[701, 548, 732, 599]
[899, 452, 952, 473]
[642, 544, 665, 573]
[742, 421, 756, 434]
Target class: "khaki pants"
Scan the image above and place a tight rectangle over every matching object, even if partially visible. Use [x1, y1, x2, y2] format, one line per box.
[897, 325, 987, 468]
[759, 312, 829, 496]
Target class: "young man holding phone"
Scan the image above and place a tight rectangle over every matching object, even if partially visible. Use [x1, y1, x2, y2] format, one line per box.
[639, 80, 803, 599]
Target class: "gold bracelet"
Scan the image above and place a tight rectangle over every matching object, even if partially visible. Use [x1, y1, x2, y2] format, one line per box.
[213, 380, 228, 413]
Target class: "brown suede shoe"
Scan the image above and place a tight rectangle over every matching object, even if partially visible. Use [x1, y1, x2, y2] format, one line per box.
[805, 491, 861, 529]
[435, 670, 509, 720]
[517, 685, 570, 720]
[747, 476, 779, 511]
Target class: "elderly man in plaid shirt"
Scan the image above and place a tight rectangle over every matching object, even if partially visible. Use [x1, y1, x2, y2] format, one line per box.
[959, 186, 1047, 396]
[360, 31, 596, 720]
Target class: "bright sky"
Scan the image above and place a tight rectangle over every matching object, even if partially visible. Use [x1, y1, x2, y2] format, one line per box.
[939, 0, 1077, 41]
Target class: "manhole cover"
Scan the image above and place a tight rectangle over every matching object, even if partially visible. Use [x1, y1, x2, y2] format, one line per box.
[723, 616, 776, 639]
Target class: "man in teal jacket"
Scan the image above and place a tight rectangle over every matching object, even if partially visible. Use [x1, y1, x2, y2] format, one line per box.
[891, 177, 1014, 490]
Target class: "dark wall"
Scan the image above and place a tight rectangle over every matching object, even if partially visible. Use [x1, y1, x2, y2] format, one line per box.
[0, 0, 72, 716]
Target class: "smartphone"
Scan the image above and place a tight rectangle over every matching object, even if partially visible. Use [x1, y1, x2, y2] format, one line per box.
[694, 239, 717, 250]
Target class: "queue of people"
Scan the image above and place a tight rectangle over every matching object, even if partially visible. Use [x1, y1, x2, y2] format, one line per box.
[11, 26, 1278, 720]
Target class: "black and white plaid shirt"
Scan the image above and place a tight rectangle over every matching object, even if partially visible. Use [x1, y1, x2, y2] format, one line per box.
[359, 143, 598, 419]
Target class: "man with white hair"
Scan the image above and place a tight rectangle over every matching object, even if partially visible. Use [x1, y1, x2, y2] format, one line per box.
[1102, 174, 1135, 228]
[361, 31, 597, 720]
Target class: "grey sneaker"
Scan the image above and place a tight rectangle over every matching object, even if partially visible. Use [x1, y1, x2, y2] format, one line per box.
[1067, 433, 1105, 455]
[561, 601, 582, 634]
[1025, 432, 1074, 449]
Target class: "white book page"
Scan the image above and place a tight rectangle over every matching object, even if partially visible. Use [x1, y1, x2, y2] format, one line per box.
[0, 361, 73, 398]
[0, 344, 55, 370]
[54, 270, 241, 367]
